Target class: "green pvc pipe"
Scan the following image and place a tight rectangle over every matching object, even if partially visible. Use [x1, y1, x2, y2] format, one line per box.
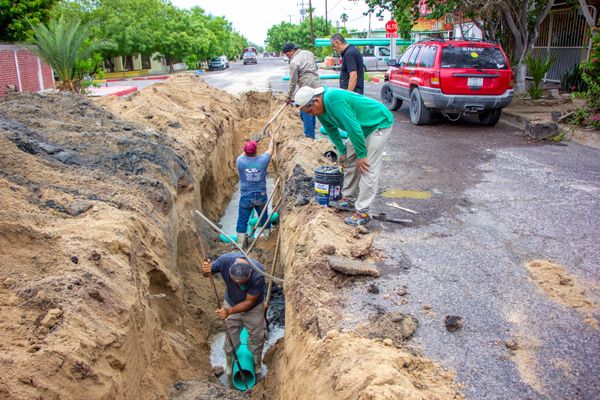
[248, 212, 279, 229]
[319, 126, 348, 138]
[232, 327, 256, 390]
[219, 233, 237, 244]
[282, 74, 339, 81]
[218, 212, 280, 243]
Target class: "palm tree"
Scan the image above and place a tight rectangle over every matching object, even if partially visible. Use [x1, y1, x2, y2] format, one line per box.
[29, 15, 93, 92]
[340, 13, 348, 28]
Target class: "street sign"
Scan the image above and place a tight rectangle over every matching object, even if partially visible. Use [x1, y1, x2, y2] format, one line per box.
[386, 32, 399, 38]
[385, 20, 398, 33]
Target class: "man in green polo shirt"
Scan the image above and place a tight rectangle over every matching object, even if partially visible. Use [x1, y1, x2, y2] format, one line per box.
[294, 86, 394, 226]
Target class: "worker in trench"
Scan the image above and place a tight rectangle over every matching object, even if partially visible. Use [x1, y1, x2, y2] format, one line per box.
[294, 86, 394, 226]
[236, 132, 275, 247]
[202, 254, 267, 379]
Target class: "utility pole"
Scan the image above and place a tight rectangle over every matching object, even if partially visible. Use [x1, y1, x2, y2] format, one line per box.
[325, 0, 328, 36]
[298, 0, 306, 22]
[367, 11, 372, 38]
[308, 0, 314, 46]
[288, 14, 292, 23]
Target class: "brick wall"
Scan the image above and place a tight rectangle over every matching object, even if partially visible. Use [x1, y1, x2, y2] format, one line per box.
[0, 44, 54, 96]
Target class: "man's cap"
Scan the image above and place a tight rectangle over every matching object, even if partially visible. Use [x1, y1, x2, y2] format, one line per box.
[282, 42, 297, 53]
[243, 140, 258, 155]
[294, 86, 325, 108]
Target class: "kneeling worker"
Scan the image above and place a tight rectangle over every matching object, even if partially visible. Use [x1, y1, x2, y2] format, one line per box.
[294, 86, 394, 226]
[202, 253, 267, 379]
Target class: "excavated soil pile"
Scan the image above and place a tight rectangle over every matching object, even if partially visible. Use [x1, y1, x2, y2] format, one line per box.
[0, 76, 300, 400]
[0, 75, 462, 400]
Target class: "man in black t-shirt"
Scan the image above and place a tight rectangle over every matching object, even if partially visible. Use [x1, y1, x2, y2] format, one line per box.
[331, 33, 364, 94]
[202, 252, 266, 378]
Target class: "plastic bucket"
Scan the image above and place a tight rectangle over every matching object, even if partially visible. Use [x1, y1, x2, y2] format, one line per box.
[313, 166, 344, 206]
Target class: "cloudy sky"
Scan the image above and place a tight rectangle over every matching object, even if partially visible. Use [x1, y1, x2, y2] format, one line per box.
[170, 0, 392, 45]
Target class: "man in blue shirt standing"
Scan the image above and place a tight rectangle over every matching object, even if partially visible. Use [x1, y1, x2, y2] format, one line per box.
[202, 253, 267, 379]
[236, 134, 274, 247]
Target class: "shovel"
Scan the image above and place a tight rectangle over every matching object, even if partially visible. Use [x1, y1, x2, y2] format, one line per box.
[252, 102, 287, 142]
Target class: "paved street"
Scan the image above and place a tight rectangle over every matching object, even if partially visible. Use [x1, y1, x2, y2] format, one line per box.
[205, 57, 600, 399]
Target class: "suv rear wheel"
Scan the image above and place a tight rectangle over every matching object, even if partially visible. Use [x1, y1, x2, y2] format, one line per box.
[409, 88, 432, 125]
[479, 109, 502, 126]
[381, 82, 402, 111]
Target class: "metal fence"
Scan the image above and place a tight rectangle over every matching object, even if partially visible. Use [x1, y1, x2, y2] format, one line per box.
[531, 6, 596, 82]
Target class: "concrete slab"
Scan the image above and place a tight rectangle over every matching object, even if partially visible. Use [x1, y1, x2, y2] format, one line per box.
[87, 86, 137, 97]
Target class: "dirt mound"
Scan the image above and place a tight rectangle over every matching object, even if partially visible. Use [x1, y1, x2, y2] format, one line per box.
[0, 76, 294, 399]
[526, 259, 599, 329]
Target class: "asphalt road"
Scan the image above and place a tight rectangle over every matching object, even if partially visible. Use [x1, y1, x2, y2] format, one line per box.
[206, 57, 600, 400]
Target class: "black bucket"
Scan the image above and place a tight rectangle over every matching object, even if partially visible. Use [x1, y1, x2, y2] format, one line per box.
[313, 166, 344, 206]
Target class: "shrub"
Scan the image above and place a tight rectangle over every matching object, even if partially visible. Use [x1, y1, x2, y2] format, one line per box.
[525, 53, 556, 99]
[561, 64, 587, 92]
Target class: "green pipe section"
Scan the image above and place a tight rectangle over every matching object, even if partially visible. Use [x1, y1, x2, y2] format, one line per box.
[218, 212, 280, 243]
[232, 327, 256, 391]
[319, 126, 348, 139]
[283, 74, 339, 80]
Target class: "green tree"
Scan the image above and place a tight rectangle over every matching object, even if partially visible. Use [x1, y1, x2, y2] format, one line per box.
[0, 0, 58, 41]
[366, 0, 557, 92]
[28, 15, 99, 91]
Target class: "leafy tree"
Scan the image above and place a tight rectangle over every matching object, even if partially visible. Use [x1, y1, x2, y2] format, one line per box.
[0, 0, 58, 41]
[28, 15, 100, 91]
[366, 0, 558, 92]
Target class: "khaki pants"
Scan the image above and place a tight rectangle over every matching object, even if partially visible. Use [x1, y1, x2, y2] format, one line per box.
[223, 301, 267, 364]
[342, 126, 392, 212]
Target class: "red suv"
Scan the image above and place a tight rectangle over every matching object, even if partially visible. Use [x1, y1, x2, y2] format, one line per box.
[381, 39, 514, 126]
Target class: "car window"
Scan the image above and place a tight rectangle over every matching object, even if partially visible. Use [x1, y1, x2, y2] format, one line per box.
[441, 46, 508, 69]
[398, 47, 413, 65]
[363, 46, 375, 56]
[419, 46, 437, 68]
[407, 46, 421, 66]
[378, 47, 390, 57]
[211, 58, 221, 62]
[243, 52, 256, 57]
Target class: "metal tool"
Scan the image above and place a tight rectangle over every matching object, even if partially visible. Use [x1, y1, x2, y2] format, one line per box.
[252, 102, 287, 141]
[372, 212, 412, 225]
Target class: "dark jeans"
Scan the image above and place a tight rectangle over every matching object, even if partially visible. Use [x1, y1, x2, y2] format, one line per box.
[300, 110, 316, 139]
[237, 192, 269, 234]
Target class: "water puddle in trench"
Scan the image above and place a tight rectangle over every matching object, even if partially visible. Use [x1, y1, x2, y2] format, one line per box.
[209, 176, 285, 389]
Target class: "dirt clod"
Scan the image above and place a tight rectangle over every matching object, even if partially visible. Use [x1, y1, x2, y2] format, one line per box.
[445, 315, 463, 332]
[327, 255, 380, 277]
[70, 256, 78, 264]
[321, 245, 336, 255]
[367, 283, 380, 294]
[505, 338, 520, 351]
[212, 366, 224, 377]
[41, 308, 63, 328]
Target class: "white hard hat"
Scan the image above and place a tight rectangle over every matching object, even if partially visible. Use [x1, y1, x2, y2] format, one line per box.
[294, 86, 325, 107]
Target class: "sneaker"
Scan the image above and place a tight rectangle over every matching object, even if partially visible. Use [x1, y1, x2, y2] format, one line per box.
[344, 211, 371, 226]
[328, 198, 354, 212]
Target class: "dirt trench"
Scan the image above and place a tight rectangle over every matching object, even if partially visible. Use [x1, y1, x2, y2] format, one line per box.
[0, 75, 462, 400]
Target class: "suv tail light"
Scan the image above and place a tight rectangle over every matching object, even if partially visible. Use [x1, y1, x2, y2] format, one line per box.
[430, 73, 440, 87]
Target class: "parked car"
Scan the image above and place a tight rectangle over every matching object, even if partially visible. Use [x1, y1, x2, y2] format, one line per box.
[381, 39, 514, 126]
[362, 45, 392, 71]
[208, 56, 229, 71]
[243, 51, 257, 65]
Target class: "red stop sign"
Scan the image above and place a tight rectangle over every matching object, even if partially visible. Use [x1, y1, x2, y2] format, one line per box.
[385, 20, 398, 33]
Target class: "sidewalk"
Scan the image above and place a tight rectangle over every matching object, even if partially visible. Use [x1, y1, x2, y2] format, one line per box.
[501, 98, 600, 150]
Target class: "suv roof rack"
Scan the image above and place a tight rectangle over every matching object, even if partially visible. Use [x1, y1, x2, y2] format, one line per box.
[452, 37, 498, 44]
[416, 37, 445, 44]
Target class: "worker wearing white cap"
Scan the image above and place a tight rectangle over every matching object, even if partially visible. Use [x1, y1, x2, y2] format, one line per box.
[295, 86, 394, 226]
